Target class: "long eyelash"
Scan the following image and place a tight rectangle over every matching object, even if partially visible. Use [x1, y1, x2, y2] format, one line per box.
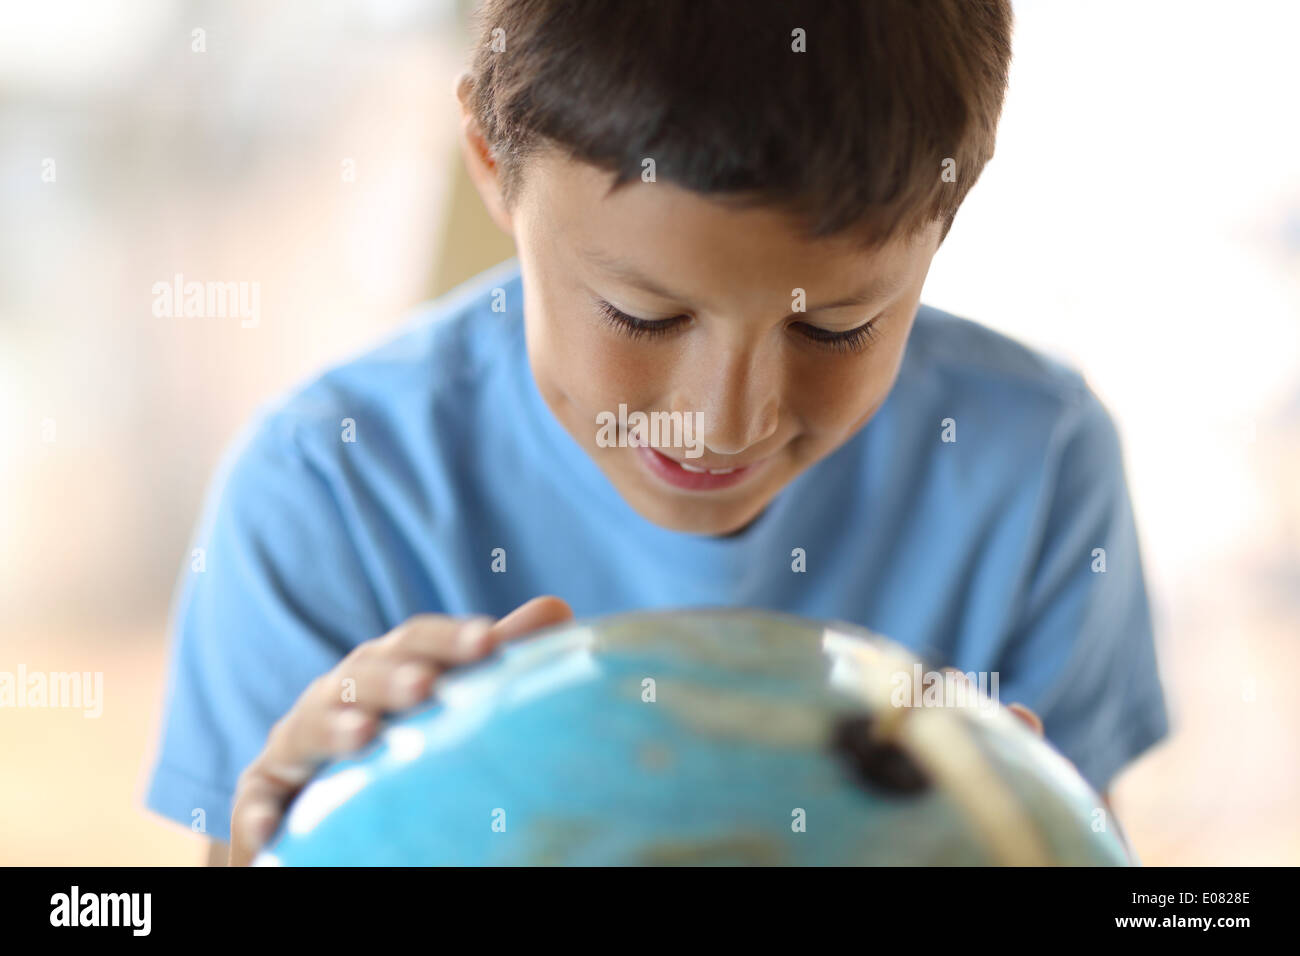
[596, 300, 684, 340]
[795, 318, 881, 354]
[597, 297, 881, 354]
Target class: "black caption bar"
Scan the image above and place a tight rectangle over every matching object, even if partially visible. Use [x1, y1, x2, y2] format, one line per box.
[0, 865, 1280, 942]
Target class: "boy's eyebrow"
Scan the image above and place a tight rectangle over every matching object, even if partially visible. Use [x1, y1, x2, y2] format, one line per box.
[583, 248, 906, 311]
[583, 249, 690, 302]
[808, 279, 907, 311]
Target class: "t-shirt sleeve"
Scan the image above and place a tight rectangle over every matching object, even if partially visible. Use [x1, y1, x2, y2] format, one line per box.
[143, 411, 388, 843]
[1001, 386, 1170, 795]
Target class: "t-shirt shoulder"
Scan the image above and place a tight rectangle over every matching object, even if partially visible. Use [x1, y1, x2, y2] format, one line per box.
[244, 259, 523, 454]
[906, 304, 1094, 413]
[891, 305, 1122, 501]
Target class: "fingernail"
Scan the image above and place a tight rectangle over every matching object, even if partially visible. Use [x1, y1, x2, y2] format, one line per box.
[456, 617, 494, 654]
[1008, 702, 1043, 734]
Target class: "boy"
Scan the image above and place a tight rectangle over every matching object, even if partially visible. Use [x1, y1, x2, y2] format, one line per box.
[144, 0, 1169, 865]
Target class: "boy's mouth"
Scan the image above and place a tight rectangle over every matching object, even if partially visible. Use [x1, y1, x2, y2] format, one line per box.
[635, 445, 766, 492]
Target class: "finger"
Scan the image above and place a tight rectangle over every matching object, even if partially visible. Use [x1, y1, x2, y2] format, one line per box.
[259, 619, 505, 786]
[229, 601, 574, 866]
[229, 777, 286, 867]
[227, 702, 380, 866]
[1007, 702, 1044, 737]
[253, 702, 379, 797]
[487, 595, 574, 644]
[382, 615, 499, 663]
[319, 657, 441, 712]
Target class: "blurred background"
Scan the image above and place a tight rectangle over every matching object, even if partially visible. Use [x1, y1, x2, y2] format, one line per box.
[1, 0, 1296, 865]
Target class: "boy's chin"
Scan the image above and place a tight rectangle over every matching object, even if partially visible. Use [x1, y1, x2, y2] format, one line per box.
[622, 489, 771, 538]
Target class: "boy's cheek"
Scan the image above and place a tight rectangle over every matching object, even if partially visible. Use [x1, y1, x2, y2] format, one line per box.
[536, 322, 659, 422]
[531, 353, 642, 455]
[548, 352, 643, 434]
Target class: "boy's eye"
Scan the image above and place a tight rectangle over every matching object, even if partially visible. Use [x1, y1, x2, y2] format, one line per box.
[789, 318, 882, 354]
[596, 298, 881, 355]
[595, 299, 685, 340]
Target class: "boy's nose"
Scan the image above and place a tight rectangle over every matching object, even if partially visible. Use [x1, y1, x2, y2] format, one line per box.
[678, 347, 780, 457]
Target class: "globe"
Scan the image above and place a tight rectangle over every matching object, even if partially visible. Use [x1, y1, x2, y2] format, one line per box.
[254, 609, 1132, 866]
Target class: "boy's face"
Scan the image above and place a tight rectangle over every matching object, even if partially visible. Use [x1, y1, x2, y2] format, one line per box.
[462, 121, 942, 536]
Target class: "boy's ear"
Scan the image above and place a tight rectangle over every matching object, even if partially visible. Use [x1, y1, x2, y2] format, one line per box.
[454, 72, 514, 235]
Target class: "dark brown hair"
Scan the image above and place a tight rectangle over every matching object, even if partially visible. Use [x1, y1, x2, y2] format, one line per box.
[465, 0, 1013, 246]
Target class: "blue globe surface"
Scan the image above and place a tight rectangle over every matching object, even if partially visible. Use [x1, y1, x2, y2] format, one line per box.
[256, 609, 1132, 866]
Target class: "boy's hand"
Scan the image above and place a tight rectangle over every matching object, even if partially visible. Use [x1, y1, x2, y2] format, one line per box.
[227, 595, 573, 866]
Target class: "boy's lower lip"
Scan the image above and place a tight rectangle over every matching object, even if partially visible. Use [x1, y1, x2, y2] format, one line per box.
[635, 445, 765, 491]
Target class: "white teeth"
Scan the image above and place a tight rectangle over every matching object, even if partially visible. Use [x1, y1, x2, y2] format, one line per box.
[672, 457, 739, 475]
[677, 460, 737, 475]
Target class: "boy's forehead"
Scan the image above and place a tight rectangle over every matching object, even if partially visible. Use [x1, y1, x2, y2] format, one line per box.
[526, 151, 935, 305]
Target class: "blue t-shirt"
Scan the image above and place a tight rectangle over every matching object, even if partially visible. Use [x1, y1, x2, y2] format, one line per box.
[144, 257, 1170, 843]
